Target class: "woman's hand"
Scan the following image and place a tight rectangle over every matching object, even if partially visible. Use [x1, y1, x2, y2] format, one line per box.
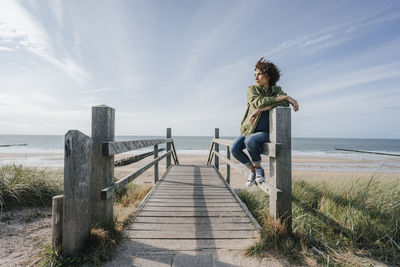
[287, 96, 299, 112]
[249, 110, 260, 124]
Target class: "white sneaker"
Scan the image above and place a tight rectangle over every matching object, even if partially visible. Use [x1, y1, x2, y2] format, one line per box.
[255, 167, 265, 183]
[246, 171, 256, 187]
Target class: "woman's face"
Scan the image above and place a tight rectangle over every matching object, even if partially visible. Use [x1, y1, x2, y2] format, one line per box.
[254, 69, 269, 87]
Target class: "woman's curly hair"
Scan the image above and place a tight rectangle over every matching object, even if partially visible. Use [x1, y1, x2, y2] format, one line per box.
[255, 57, 281, 87]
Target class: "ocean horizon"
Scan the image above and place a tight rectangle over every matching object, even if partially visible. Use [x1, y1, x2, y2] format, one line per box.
[1, 135, 400, 172]
[1, 134, 400, 152]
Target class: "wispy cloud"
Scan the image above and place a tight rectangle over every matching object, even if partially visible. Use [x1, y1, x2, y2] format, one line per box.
[301, 34, 334, 47]
[265, 4, 400, 57]
[48, 0, 63, 26]
[298, 61, 400, 97]
[0, 46, 13, 52]
[80, 87, 117, 94]
[178, 2, 252, 83]
[0, 0, 89, 84]
[346, 10, 400, 33]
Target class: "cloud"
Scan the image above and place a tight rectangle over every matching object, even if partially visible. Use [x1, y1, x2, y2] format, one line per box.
[346, 11, 400, 33]
[80, 87, 118, 94]
[0, 0, 89, 84]
[301, 34, 334, 47]
[178, 2, 252, 83]
[0, 46, 14, 51]
[48, 0, 63, 26]
[265, 5, 400, 57]
[297, 62, 400, 98]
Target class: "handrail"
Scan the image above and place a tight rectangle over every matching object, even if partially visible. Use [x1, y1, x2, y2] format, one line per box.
[207, 138, 280, 186]
[103, 138, 173, 156]
[101, 138, 179, 196]
[114, 148, 165, 167]
[171, 141, 180, 165]
[206, 141, 215, 166]
[101, 151, 172, 200]
[104, 138, 179, 168]
[212, 150, 281, 194]
[206, 107, 292, 232]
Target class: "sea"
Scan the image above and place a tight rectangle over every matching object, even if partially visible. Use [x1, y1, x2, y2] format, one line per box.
[1, 135, 400, 173]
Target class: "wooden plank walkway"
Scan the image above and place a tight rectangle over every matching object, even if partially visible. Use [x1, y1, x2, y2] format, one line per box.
[105, 165, 262, 266]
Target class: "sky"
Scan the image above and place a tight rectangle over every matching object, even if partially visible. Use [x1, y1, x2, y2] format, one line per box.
[0, 0, 399, 138]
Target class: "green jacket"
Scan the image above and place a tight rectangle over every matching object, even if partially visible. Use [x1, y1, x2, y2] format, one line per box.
[240, 85, 289, 136]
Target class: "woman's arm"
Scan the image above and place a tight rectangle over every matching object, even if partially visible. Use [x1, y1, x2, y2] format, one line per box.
[275, 96, 299, 111]
[250, 96, 299, 125]
[247, 85, 299, 112]
[249, 106, 273, 124]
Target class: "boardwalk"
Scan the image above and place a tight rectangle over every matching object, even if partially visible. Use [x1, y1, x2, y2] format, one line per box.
[105, 165, 262, 266]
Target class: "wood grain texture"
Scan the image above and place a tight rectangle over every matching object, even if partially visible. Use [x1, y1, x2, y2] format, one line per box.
[126, 165, 259, 251]
[269, 107, 292, 230]
[52, 195, 63, 249]
[63, 130, 92, 255]
[103, 139, 172, 156]
[91, 105, 114, 227]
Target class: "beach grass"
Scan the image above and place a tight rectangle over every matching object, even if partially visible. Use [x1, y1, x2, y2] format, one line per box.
[0, 164, 63, 210]
[238, 174, 400, 266]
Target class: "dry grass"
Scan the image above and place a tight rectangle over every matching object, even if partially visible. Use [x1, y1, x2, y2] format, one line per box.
[114, 183, 152, 226]
[0, 165, 62, 210]
[40, 181, 153, 266]
[238, 173, 400, 266]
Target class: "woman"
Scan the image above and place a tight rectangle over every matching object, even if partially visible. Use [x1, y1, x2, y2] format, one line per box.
[231, 58, 299, 187]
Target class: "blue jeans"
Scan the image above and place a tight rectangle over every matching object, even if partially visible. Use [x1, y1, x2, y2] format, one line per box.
[231, 132, 270, 167]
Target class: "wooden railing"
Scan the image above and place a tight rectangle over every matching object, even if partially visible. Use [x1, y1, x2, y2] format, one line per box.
[51, 105, 179, 255]
[207, 107, 292, 231]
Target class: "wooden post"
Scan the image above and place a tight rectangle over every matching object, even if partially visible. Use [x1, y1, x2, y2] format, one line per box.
[63, 131, 92, 254]
[91, 105, 115, 227]
[214, 128, 219, 170]
[269, 107, 292, 231]
[52, 195, 63, 250]
[226, 146, 231, 184]
[166, 128, 171, 168]
[154, 144, 159, 183]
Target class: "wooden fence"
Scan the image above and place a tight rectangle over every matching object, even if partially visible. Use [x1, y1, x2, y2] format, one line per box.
[207, 107, 292, 231]
[52, 105, 179, 255]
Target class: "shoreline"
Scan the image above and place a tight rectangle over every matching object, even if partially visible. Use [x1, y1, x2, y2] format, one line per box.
[1, 152, 400, 174]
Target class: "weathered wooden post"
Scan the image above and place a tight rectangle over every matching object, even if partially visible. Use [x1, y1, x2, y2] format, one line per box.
[215, 128, 219, 170]
[226, 146, 231, 184]
[154, 144, 159, 183]
[62, 131, 92, 254]
[91, 105, 115, 227]
[52, 195, 63, 249]
[166, 128, 171, 168]
[269, 107, 292, 231]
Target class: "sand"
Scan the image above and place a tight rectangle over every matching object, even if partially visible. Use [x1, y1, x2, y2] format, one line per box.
[1, 152, 399, 188]
[109, 153, 400, 190]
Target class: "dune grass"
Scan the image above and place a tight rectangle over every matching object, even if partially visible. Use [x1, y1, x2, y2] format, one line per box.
[0, 164, 63, 210]
[238, 174, 400, 266]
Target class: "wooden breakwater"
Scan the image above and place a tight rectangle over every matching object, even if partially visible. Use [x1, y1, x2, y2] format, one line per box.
[335, 148, 400, 157]
[0, 143, 27, 147]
